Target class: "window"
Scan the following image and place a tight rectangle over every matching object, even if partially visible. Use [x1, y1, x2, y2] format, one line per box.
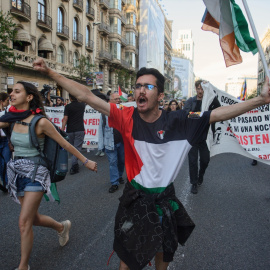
[73, 17, 79, 39]
[13, 41, 25, 52]
[125, 52, 135, 68]
[57, 46, 65, 64]
[86, 0, 91, 10]
[100, 37, 104, 50]
[57, 7, 64, 31]
[126, 13, 136, 26]
[12, 0, 23, 10]
[38, 0, 46, 14]
[110, 0, 121, 10]
[110, 17, 121, 35]
[38, 51, 48, 59]
[126, 32, 136, 46]
[86, 25, 91, 46]
[100, 11, 104, 23]
[73, 51, 79, 67]
[110, 41, 121, 60]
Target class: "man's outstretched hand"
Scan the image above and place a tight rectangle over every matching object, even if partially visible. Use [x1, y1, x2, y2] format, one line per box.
[261, 76, 270, 104]
[33, 58, 50, 74]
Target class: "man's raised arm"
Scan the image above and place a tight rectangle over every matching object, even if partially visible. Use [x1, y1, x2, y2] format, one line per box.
[33, 58, 110, 116]
[210, 77, 270, 124]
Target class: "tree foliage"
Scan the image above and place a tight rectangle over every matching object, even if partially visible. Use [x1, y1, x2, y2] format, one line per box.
[0, 11, 18, 69]
[72, 55, 95, 84]
[247, 88, 258, 99]
[115, 68, 130, 89]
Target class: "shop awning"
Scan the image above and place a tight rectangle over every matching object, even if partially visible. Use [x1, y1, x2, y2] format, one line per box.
[38, 38, 53, 52]
[15, 28, 31, 45]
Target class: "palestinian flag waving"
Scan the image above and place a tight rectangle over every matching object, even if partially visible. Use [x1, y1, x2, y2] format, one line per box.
[118, 85, 128, 102]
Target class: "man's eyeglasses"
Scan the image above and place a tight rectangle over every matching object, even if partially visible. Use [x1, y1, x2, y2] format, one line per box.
[135, 83, 157, 91]
[112, 98, 121, 101]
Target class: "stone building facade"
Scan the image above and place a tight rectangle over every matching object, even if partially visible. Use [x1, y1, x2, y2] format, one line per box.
[0, 0, 173, 98]
[0, 0, 139, 98]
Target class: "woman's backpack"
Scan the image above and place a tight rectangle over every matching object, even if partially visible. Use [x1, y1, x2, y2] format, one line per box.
[11, 115, 69, 183]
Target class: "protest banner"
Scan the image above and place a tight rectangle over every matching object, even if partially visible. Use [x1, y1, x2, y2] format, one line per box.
[202, 82, 270, 165]
[44, 102, 136, 149]
[45, 106, 101, 149]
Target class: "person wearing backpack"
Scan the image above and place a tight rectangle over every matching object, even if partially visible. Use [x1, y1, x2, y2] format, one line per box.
[0, 81, 97, 270]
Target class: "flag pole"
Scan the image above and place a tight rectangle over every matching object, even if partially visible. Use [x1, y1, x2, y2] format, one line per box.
[242, 0, 270, 79]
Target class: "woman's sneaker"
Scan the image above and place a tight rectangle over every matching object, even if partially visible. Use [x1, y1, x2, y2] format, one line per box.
[58, 220, 71, 246]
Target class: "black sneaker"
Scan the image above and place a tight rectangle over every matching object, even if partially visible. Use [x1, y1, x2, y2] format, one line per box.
[198, 176, 203, 186]
[191, 184, 198, 194]
[70, 164, 79, 175]
[109, 185, 119, 193]
[118, 177, 125, 184]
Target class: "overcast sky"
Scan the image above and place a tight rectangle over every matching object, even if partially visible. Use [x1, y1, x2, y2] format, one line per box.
[161, 0, 270, 90]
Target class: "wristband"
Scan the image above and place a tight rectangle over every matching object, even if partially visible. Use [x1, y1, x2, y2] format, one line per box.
[83, 159, 89, 166]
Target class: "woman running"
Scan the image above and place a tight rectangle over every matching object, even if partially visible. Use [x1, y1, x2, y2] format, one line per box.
[0, 81, 97, 270]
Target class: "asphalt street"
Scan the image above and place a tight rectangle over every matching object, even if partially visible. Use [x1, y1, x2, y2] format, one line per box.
[0, 150, 269, 270]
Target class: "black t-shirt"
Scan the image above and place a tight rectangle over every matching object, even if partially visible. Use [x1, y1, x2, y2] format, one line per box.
[113, 128, 123, 144]
[194, 100, 202, 112]
[64, 101, 86, 133]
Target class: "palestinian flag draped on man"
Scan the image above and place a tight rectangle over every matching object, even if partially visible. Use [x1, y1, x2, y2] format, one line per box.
[202, 0, 258, 67]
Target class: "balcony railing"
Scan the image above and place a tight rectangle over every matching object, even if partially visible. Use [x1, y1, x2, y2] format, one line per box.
[37, 12, 52, 31]
[73, 32, 83, 46]
[98, 22, 110, 35]
[73, 0, 83, 11]
[99, 51, 112, 61]
[56, 24, 69, 39]
[86, 40, 94, 51]
[121, 59, 130, 69]
[86, 7, 95, 20]
[10, 1, 31, 21]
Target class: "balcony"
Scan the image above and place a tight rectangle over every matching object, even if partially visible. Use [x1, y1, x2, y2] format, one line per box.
[98, 22, 110, 35]
[99, 0, 109, 10]
[86, 40, 94, 51]
[121, 59, 130, 69]
[126, 43, 136, 52]
[56, 24, 69, 40]
[36, 12, 52, 32]
[10, 1, 31, 22]
[109, 32, 122, 42]
[73, 32, 83, 46]
[73, 0, 83, 12]
[111, 56, 121, 65]
[99, 51, 112, 61]
[125, 23, 137, 33]
[86, 7, 95, 20]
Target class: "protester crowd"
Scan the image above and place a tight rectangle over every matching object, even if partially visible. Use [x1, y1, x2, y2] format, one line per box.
[0, 57, 269, 270]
